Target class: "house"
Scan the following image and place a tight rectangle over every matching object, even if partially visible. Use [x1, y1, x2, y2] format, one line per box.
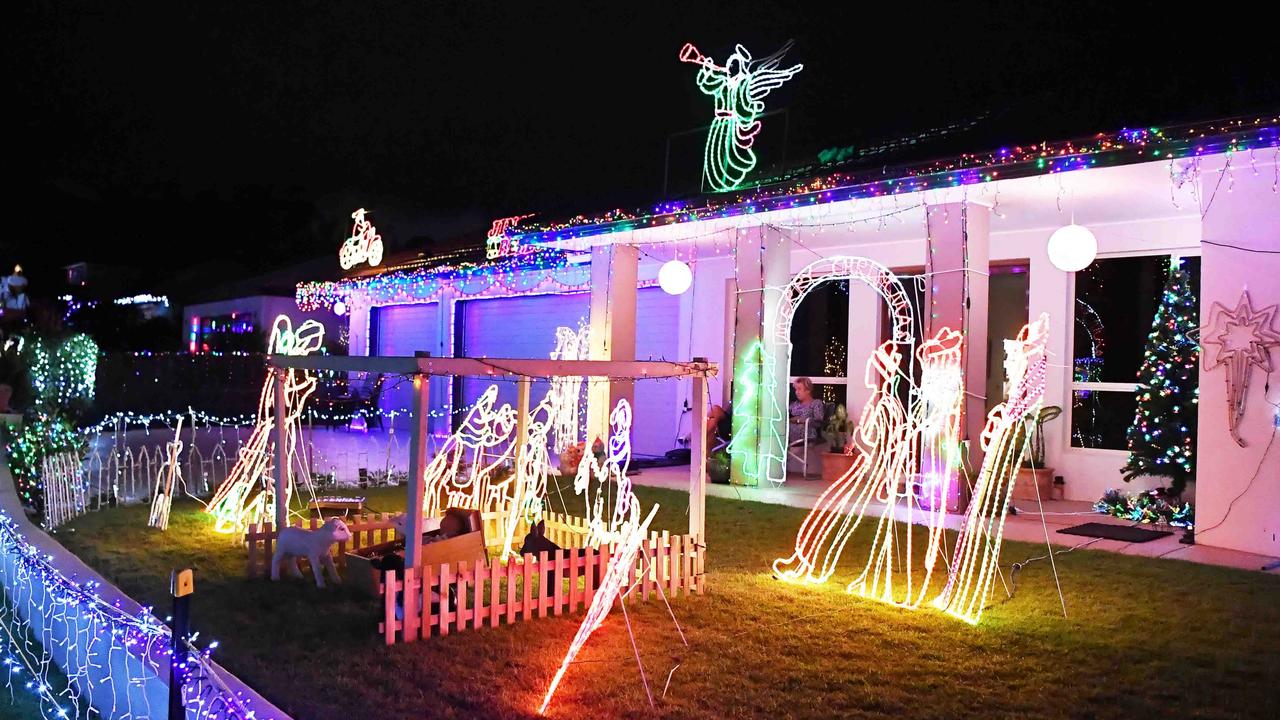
[296, 114, 1280, 558]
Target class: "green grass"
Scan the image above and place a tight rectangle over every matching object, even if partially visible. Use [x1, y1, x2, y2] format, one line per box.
[54, 482, 1280, 720]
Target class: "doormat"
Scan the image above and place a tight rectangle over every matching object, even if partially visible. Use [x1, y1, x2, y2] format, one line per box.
[1058, 522, 1172, 543]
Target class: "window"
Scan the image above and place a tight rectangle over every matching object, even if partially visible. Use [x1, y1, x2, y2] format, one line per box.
[196, 312, 258, 353]
[1070, 255, 1200, 449]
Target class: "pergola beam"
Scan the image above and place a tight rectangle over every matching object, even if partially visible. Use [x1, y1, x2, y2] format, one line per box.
[269, 354, 714, 380]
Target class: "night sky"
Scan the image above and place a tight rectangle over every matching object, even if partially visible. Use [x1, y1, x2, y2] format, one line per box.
[7, 1, 1277, 296]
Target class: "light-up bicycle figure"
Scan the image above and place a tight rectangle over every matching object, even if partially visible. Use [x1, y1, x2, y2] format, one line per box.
[680, 41, 803, 192]
[339, 207, 384, 270]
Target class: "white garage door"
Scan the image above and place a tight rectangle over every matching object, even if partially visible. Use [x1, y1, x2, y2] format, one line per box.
[457, 288, 681, 458]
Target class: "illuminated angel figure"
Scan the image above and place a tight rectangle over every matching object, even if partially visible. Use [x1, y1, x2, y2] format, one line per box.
[680, 41, 803, 192]
[933, 314, 1049, 625]
[772, 342, 910, 585]
[548, 324, 589, 453]
[207, 316, 324, 534]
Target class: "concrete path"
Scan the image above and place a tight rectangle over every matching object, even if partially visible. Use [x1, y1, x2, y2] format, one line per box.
[628, 465, 1280, 575]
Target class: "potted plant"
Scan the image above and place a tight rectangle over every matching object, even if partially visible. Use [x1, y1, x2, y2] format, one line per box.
[1013, 405, 1061, 501]
[819, 404, 858, 483]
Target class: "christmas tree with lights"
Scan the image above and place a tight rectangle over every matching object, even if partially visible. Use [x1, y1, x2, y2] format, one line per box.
[1121, 260, 1199, 495]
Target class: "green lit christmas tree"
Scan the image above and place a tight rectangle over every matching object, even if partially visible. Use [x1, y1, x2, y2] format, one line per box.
[1121, 260, 1199, 495]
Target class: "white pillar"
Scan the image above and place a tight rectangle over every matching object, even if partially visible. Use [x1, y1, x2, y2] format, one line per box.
[587, 244, 639, 443]
[273, 368, 289, 532]
[404, 372, 431, 569]
[925, 201, 990, 511]
[728, 225, 791, 485]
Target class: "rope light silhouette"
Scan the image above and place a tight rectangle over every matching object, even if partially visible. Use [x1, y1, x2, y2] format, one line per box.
[933, 314, 1049, 624]
[680, 41, 803, 192]
[206, 316, 323, 534]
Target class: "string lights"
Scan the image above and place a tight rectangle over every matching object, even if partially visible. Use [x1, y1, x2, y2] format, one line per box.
[0, 511, 264, 719]
[492, 115, 1276, 248]
[1121, 260, 1199, 493]
[679, 41, 803, 192]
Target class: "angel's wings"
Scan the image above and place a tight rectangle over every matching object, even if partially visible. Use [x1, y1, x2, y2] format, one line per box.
[747, 40, 803, 103]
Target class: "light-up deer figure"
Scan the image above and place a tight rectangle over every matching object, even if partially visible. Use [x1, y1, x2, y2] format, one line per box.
[933, 314, 1049, 624]
[680, 41, 803, 192]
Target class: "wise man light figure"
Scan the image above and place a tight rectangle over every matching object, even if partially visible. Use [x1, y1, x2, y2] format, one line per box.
[680, 41, 803, 192]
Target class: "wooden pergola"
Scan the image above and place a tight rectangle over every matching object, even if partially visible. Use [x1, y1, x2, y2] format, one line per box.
[268, 354, 717, 569]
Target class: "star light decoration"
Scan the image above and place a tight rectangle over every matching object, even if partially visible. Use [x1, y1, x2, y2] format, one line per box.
[540, 399, 660, 715]
[1200, 291, 1280, 446]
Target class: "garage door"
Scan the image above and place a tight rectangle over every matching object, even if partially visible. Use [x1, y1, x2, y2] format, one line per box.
[457, 288, 681, 458]
[373, 303, 447, 433]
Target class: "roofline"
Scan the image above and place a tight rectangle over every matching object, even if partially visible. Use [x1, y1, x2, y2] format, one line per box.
[503, 113, 1277, 247]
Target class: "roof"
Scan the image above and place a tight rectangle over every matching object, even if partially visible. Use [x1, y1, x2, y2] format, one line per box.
[497, 113, 1277, 247]
[301, 112, 1277, 310]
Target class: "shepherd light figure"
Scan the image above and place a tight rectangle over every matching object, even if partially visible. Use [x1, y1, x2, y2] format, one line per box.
[680, 41, 803, 192]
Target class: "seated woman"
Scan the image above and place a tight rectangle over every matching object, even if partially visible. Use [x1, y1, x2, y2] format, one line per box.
[788, 377, 825, 445]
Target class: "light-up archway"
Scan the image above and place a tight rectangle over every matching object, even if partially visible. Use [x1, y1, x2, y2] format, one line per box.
[729, 255, 918, 487]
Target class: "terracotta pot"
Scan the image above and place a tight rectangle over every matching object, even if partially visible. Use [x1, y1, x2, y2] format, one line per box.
[1013, 466, 1054, 501]
[821, 451, 857, 484]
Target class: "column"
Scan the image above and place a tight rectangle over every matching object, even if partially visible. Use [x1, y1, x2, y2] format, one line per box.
[728, 225, 791, 485]
[587, 243, 639, 443]
[925, 201, 990, 511]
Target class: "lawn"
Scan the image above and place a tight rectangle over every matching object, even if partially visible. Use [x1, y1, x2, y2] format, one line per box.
[54, 480, 1280, 720]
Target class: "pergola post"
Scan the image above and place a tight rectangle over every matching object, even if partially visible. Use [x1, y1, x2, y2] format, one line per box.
[689, 370, 708, 542]
[273, 368, 289, 533]
[404, 371, 431, 569]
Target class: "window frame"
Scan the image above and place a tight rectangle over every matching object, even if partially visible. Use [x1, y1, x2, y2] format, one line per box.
[1067, 248, 1200, 453]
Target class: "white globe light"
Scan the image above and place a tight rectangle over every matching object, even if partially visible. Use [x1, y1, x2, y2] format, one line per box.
[658, 259, 693, 295]
[1047, 224, 1098, 272]
[333, 300, 348, 316]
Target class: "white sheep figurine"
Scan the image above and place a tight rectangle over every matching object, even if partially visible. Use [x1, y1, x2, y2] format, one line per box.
[272, 517, 353, 588]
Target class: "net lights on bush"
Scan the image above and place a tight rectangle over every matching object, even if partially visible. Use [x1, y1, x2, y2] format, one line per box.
[679, 41, 803, 192]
